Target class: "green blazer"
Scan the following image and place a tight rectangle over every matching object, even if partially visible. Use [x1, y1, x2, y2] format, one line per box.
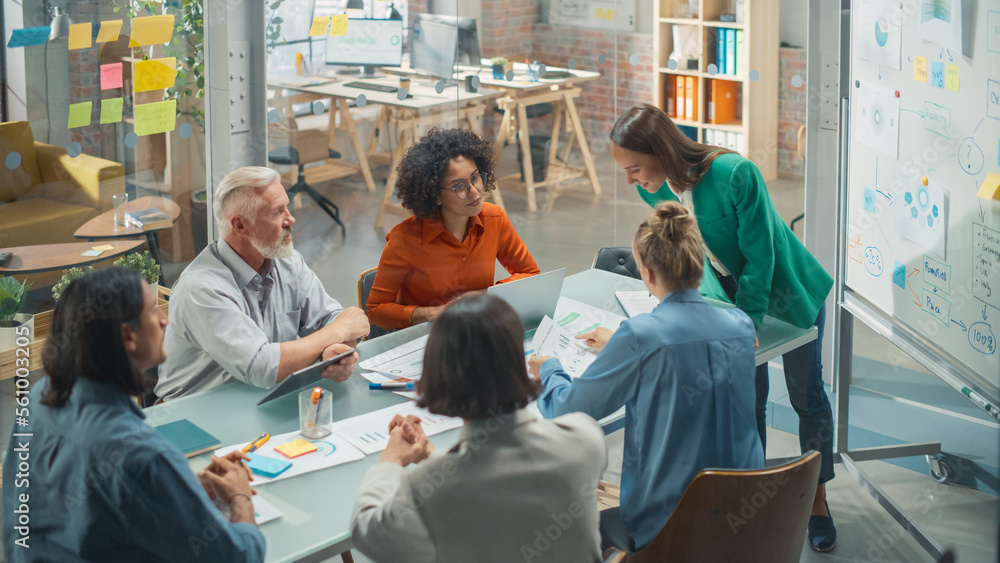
[637, 153, 833, 330]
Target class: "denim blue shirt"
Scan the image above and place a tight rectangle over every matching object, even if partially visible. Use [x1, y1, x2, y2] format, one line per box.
[538, 288, 764, 550]
[2, 378, 265, 562]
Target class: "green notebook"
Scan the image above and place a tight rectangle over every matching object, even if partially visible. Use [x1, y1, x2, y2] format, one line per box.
[154, 419, 221, 458]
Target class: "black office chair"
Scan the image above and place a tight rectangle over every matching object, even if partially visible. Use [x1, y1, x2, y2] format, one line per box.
[268, 145, 346, 237]
[592, 246, 640, 279]
[358, 267, 389, 340]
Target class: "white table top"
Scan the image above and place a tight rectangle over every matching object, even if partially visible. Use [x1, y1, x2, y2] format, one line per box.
[268, 73, 505, 110]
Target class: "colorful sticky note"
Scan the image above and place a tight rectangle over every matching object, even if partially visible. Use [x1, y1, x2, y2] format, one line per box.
[68, 22, 92, 50]
[92, 244, 115, 251]
[96, 19, 123, 43]
[274, 438, 318, 459]
[329, 15, 348, 37]
[67, 102, 92, 128]
[81, 249, 104, 257]
[893, 260, 906, 289]
[134, 99, 177, 136]
[308, 16, 330, 37]
[7, 27, 50, 48]
[864, 187, 876, 213]
[100, 63, 123, 90]
[930, 61, 945, 88]
[913, 56, 927, 82]
[945, 63, 959, 92]
[977, 172, 1000, 201]
[134, 57, 176, 92]
[128, 15, 175, 47]
[100, 98, 124, 124]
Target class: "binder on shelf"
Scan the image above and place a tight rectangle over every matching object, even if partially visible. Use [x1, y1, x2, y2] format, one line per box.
[726, 28, 736, 75]
[725, 131, 739, 152]
[736, 30, 746, 77]
[735, 132, 746, 155]
[684, 76, 698, 121]
[666, 75, 676, 117]
[708, 79, 738, 124]
[716, 29, 726, 76]
[676, 75, 687, 120]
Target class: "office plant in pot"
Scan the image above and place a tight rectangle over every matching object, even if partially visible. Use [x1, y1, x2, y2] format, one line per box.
[491, 57, 507, 79]
[0, 277, 33, 352]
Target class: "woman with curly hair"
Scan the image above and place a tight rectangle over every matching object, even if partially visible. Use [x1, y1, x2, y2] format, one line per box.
[366, 128, 540, 330]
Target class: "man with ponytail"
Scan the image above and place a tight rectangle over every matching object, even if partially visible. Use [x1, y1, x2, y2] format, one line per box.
[529, 202, 763, 552]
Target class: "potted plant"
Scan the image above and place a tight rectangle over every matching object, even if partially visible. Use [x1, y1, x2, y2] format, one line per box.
[491, 56, 507, 80]
[0, 277, 33, 352]
[52, 266, 95, 302]
[114, 251, 162, 286]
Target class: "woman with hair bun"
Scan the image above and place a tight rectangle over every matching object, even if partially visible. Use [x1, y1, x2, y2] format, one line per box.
[529, 201, 763, 552]
[607, 103, 837, 552]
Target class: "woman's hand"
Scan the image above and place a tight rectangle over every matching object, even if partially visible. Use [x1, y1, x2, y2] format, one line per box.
[198, 455, 256, 522]
[411, 306, 445, 325]
[528, 354, 555, 380]
[379, 422, 433, 466]
[575, 327, 614, 352]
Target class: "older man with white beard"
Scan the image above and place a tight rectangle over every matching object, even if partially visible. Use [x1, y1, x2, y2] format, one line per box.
[156, 167, 369, 401]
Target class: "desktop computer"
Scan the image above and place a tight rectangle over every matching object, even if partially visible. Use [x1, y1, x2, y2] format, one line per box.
[412, 14, 481, 66]
[325, 18, 403, 76]
[409, 18, 459, 79]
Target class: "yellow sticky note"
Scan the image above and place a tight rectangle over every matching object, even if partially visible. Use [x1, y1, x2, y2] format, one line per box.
[274, 438, 318, 459]
[134, 99, 177, 136]
[100, 98, 124, 124]
[329, 14, 348, 37]
[68, 22, 92, 50]
[913, 56, 927, 82]
[134, 57, 177, 92]
[92, 244, 115, 251]
[129, 15, 175, 47]
[96, 19, 123, 43]
[977, 172, 1000, 201]
[309, 16, 330, 37]
[945, 63, 959, 92]
[67, 102, 92, 128]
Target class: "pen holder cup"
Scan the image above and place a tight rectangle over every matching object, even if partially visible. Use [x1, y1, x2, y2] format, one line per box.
[299, 388, 333, 439]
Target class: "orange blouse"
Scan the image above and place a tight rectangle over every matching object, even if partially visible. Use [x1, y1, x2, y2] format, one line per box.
[367, 203, 540, 330]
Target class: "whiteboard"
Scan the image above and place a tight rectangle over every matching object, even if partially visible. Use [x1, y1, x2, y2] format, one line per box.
[845, 0, 1000, 398]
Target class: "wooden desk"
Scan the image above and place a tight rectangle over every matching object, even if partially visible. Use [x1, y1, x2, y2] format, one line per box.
[0, 240, 145, 276]
[267, 76, 506, 228]
[467, 62, 602, 212]
[73, 195, 181, 265]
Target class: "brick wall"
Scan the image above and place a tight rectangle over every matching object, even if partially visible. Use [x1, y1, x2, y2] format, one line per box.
[778, 46, 806, 178]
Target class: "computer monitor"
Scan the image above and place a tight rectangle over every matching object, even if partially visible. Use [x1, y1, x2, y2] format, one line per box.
[412, 14, 481, 66]
[325, 19, 403, 75]
[409, 18, 459, 79]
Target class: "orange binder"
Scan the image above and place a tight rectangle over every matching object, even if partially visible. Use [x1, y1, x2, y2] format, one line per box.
[675, 75, 686, 121]
[685, 76, 699, 121]
[708, 79, 738, 124]
[666, 75, 676, 117]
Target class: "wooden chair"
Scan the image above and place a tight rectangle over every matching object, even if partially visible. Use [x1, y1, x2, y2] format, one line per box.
[357, 267, 388, 340]
[592, 247, 640, 280]
[604, 451, 821, 563]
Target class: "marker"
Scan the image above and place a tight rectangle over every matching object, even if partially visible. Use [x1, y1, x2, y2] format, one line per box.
[961, 387, 1000, 421]
[369, 382, 416, 390]
[242, 432, 270, 454]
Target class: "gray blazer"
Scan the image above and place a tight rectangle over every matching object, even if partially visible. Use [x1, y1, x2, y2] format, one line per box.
[351, 410, 607, 562]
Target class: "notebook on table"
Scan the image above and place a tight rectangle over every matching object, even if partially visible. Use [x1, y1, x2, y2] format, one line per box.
[154, 419, 221, 458]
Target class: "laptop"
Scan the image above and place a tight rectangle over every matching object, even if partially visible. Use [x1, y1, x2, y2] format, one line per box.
[487, 268, 567, 331]
[256, 348, 354, 405]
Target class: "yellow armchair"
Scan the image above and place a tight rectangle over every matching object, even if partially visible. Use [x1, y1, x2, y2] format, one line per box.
[0, 121, 125, 248]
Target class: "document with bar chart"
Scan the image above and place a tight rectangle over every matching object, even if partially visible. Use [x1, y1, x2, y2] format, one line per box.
[330, 401, 462, 455]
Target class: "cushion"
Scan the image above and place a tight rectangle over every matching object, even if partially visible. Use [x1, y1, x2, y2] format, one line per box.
[0, 198, 99, 247]
[0, 121, 42, 202]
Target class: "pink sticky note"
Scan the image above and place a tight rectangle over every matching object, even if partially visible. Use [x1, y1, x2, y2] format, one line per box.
[101, 63, 123, 90]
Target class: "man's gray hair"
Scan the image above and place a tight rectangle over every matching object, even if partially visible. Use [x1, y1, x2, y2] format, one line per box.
[213, 167, 281, 237]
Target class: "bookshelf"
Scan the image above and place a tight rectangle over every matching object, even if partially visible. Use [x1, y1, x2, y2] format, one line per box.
[653, 0, 778, 180]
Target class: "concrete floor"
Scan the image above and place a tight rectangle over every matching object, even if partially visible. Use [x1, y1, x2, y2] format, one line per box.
[2, 135, 996, 561]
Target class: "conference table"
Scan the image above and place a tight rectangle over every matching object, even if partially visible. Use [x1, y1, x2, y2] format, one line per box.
[148, 268, 816, 562]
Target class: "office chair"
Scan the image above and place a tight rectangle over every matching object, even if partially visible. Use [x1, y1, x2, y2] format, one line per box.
[592, 247, 640, 279]
[268, 144, 346, 237]
[603, 451, 821, 563]
[357, 267, 389, 340]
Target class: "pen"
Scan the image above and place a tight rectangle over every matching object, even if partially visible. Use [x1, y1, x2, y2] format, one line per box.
[369, 382, 416, 390]
[962, 387, 1000, 420]
[242, 432, 270, 454]
[306, 387, 324, 432]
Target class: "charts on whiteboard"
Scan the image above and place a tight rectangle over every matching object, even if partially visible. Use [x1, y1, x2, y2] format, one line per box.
[846, 0, 1000, 390]
[858, 0, 902, 70]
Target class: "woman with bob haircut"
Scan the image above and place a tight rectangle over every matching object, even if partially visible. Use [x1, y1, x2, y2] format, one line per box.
[366, 127, 540, 331]
[351, 294, 607, 563]
[608, 103, 837, 552]
[1, 268, 265, 562]
[530, 201, 763, 553]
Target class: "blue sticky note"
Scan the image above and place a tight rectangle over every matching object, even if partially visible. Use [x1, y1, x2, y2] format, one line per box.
[7, 27, 50, 48]
[864, 188, 876, 213]
[893, 260, 906, 289]
[247, 453, 292, 478]
[930, 61, 945, 88]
